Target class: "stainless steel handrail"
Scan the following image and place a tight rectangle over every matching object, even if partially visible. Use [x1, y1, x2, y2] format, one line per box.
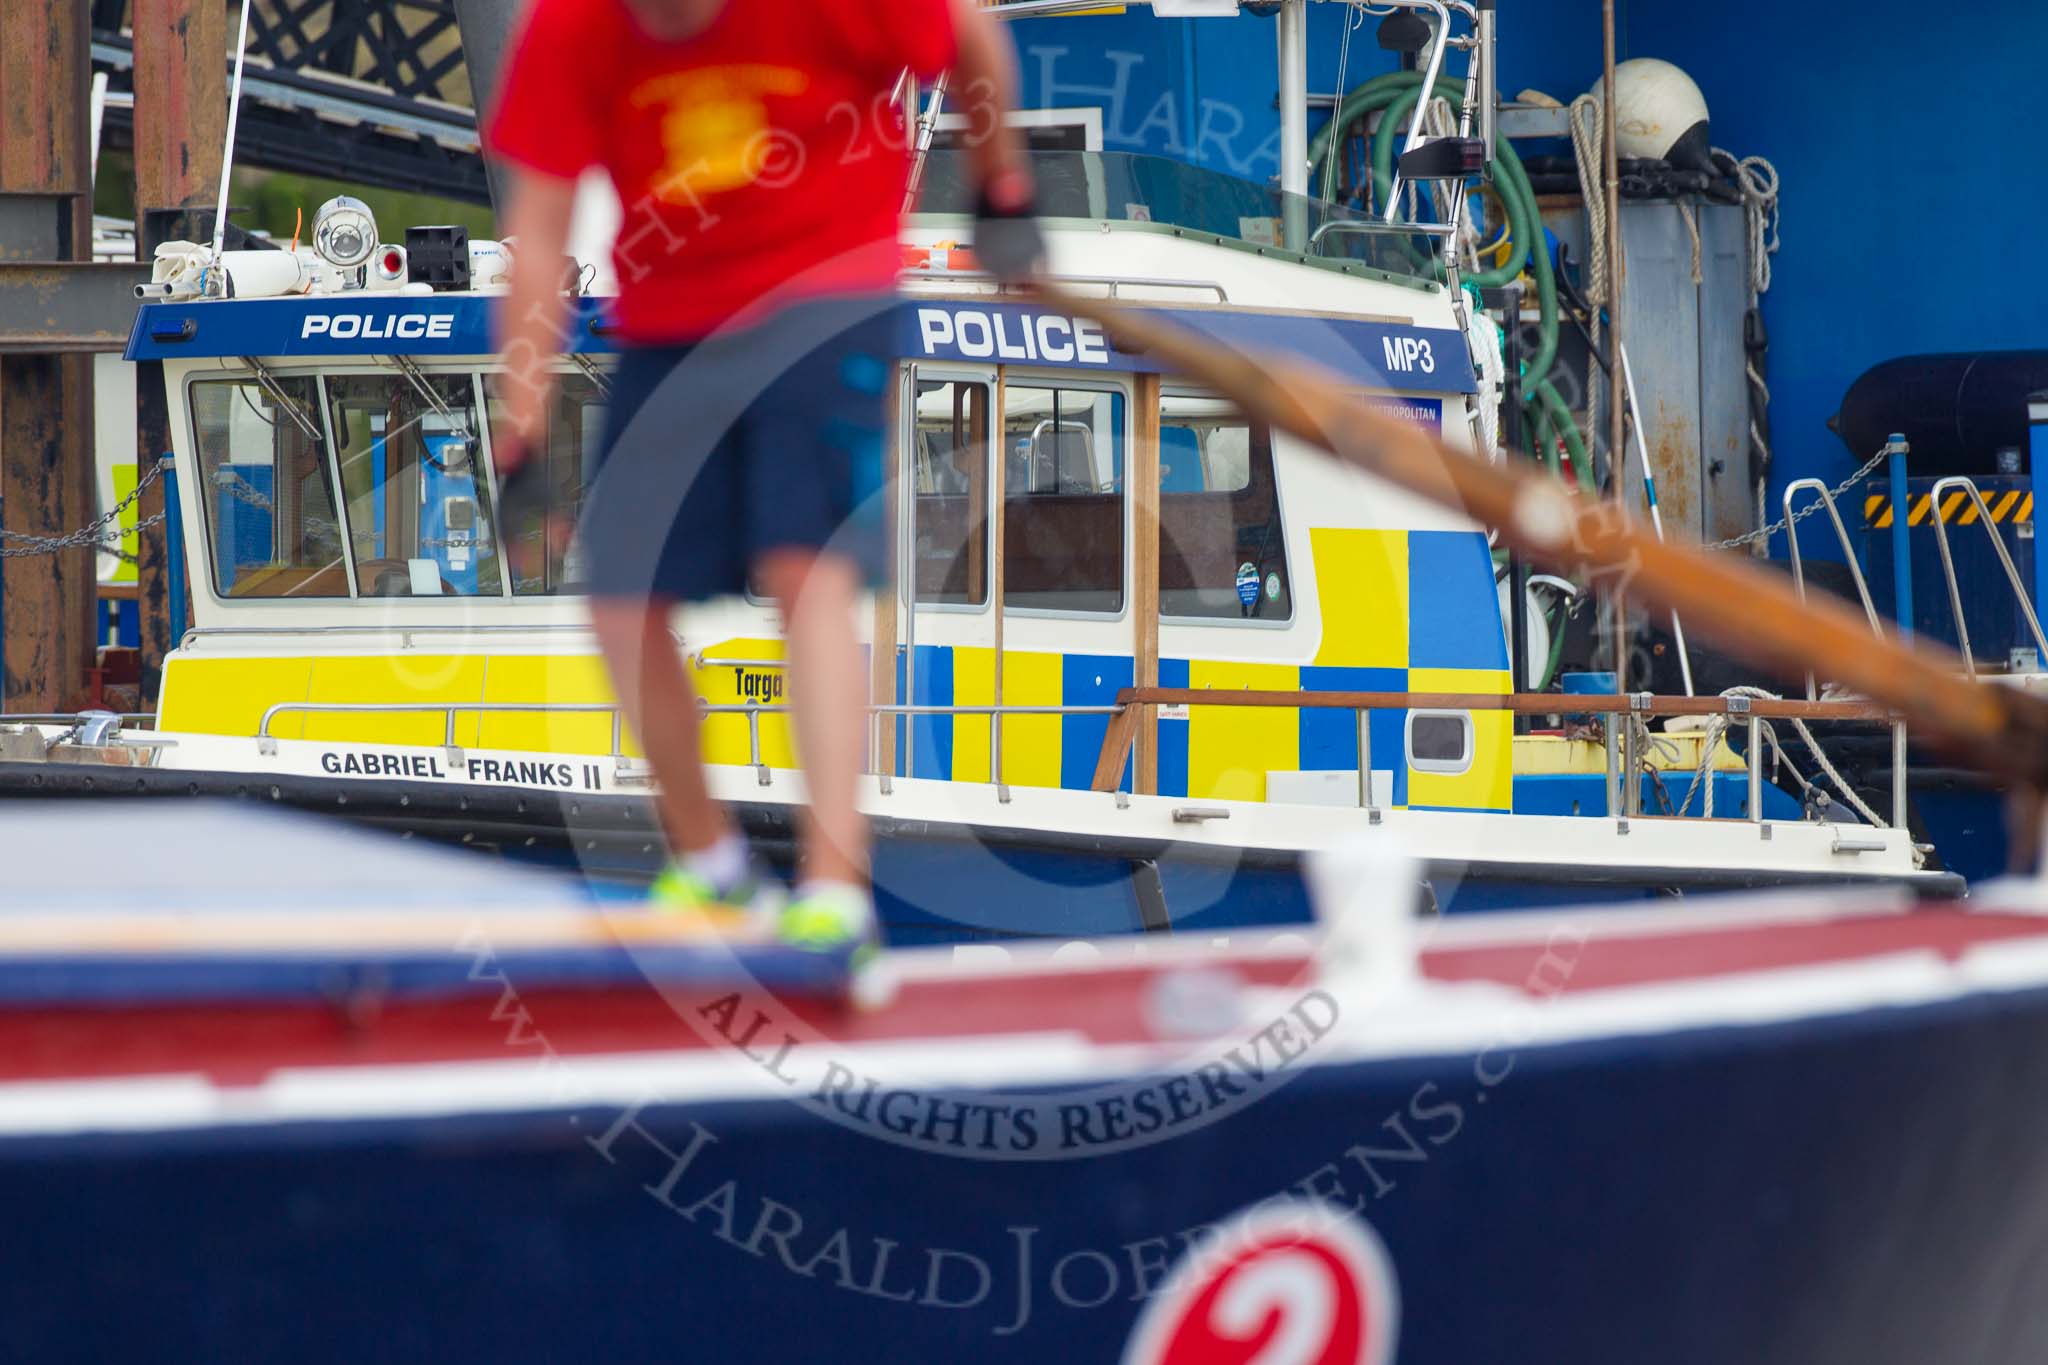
[240, 690, 1903, 843]
[900, 270, 1231, 304]
[182, 623, 619, 644]
[1378, 0, 1456, 222]
[1781, 479, 1883, 632]
[0, 712, 156, 727]
[1925, 475, 2048, 679]
[699, 700, 1122, 790]
[256, 700, 624, 758]
[1082, 275, 1230, 304]
[692, 655, 786, 671]
[1310, 220, 1461, 256]
[1137, 689, 1905, 837]
[1782, 477, 1885, 700]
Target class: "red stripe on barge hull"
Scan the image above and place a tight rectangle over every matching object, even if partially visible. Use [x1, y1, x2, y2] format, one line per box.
[6, 903, 2048, 1087]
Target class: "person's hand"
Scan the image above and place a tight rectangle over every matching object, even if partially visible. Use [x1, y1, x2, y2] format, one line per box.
[491, 423, 533, 479]
[492, 428, 560, 583]
[493, 428, 550, 530]
[974, 169, 1045, 286]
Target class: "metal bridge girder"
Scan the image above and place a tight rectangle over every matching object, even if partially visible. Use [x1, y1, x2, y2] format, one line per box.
[92, 0, 486, 202]
[96, 1, 471, 105]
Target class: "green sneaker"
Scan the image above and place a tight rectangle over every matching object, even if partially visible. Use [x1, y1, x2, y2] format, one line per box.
[647, 862, 776, 928]
[777, 885, 879, 960]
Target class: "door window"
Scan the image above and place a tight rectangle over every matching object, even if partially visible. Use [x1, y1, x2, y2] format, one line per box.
[1001, 384, 1127, 613]
[911, 377, 993, 607]
[1158, 395, 1291, 620]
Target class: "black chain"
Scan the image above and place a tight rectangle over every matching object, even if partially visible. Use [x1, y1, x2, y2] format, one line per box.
[1704, 445, 1888, 553]
[0, 459, 172, 561]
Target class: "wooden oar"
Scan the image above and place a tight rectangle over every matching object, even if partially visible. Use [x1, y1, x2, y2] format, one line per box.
[1029, 281, 2048, 793]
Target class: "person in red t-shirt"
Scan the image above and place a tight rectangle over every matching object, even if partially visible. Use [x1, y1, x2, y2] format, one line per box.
[485, 0, 1037, 951]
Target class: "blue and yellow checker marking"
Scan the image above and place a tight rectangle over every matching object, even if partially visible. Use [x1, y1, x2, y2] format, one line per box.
[157, 530, 1512, 811]
[873, 528, 1511, 811]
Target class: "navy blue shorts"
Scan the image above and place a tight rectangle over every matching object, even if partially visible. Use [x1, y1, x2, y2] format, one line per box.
[583, 295, 895, 603]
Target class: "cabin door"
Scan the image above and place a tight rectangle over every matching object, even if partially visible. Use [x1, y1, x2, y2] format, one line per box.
[893, 365, 997, 779]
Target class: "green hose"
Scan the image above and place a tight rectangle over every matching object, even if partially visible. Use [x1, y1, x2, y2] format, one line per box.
[1310, 69, 1593, 488]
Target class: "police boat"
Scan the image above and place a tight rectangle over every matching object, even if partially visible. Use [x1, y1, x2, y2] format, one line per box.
[0, 158, 1950, 941]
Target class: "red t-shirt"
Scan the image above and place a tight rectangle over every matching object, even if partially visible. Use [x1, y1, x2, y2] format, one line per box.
[486, 0, 958, 342]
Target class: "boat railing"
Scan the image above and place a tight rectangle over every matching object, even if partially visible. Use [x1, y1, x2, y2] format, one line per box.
[1782, 477, 1886, 701]
[700, 701, 1121, 798]
[900, 270, 1232, 304]
[181, 623, 678, 650]
[1092, 688, 1908, 839]
[909, 149, 1447, 282]
[1373, 0, 1457, 223]
[0, 713, 156, 729]
[246, 688, 1907, 839]
[1309, 220, 1461, 257]
[253, 696, 1121, 800]
[257, 701, 626, 765]
[1924, 475, 2048, 678]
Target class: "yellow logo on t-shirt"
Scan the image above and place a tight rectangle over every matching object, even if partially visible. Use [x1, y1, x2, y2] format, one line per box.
[629, 65, 811, 204]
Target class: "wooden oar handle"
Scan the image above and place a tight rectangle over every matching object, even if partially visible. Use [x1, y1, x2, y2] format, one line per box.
[1033, 281, 2048, 790]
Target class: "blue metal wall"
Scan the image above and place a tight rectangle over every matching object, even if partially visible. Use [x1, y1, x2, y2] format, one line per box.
[1012, 2, 2048, 563]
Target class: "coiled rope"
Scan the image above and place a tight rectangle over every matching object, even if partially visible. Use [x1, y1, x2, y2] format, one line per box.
[1714, 149, 1781, 540]
[1566, 94, 1609, 461]
[1672, 686, 1887, 829]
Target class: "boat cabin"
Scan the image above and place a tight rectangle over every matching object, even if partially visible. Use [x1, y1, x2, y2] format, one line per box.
[127, 155, 1515, 815]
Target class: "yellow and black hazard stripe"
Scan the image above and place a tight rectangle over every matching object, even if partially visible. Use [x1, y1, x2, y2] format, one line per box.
[1864, 491, 2034, 528]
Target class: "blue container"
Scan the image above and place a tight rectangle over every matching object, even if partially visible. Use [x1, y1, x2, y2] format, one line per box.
[1560, 670, 1617, 725]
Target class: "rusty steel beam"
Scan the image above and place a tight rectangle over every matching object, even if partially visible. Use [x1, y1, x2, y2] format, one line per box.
[0, 355, 100, 712]
[1, 8, 92, 261]
[0, 261, 151, 352]
[131, 0, 226, 695]
[131, 0, 227, 233]
[1, 3, 99, 712]
[0, 189, 74, 260]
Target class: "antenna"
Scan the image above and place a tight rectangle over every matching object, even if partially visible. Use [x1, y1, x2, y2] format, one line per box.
[210, 0, 256, 267]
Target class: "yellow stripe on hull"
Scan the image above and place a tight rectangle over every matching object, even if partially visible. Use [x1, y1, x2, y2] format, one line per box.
[1309, 527, 1408, 668]
[998, 651, 1065, 790]
[160, 656, 315, 741]
[1186, 660, 1301, 803]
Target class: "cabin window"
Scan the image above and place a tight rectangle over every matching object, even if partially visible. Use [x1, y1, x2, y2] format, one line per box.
[1407, 710, 1475, 775]
[911, 377, 992, 607]
[1157, 396, 1291, 621]
[327, 373, 502, 598]
[484, 372, 607, 595]
[188, 376, 350, 599]
[1002, 384, 1127, 613]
